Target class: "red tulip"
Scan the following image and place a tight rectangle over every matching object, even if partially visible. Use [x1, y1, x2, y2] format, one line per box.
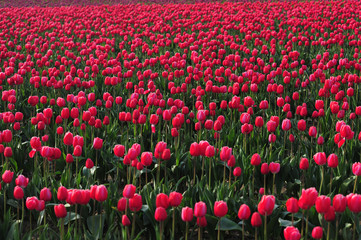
[251, 212, 262, 227]
[333, 194, 346, 213]
[311, 227, 323, 239]
[315, 195, 331, 214]
[352, 162, 361, 176]
[93, 137, 103, 150]
[169, 192, 182, 207]
[299, 158, 309, 170]
[313, 152, 326, 165]
[40, 187, 52, 202]
[15, 174, 29, 188]
[123, 184, 136, 199]
[284, 226, 301, 240]
[155, 207, 167, 222]
[214, 201, 228, 218]
[2, 170, 14, 183]
[141, 152, 153, 166]
[298, 188, 318, 210]
[251, 153, 261, 166]
[57, 186, 68, 201]
[181, 207, 193, 222]
[117, 198, 127, 212]
[122, 215, 131, 226]
[327, 154, 338, 168]
[238, 204, 251, 220]
[114, 144, 125, 157]
[13, 186, 24, 200]
[95, 185, 108, 202]
[54, 204, 67, 218]
[194, 201, 207, 218]
[156, 193, 169, 209]
[129, 194, 142, 212]
[258, 195, 275, 216]
[286, 198, 299, 213]
[233, 167, 242, 177]
[26, 197, 39, 210]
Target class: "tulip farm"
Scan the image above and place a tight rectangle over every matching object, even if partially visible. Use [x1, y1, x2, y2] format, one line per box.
[3, 0, 361, 239]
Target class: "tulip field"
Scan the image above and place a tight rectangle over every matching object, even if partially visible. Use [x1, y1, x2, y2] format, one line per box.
[2, 0, 361, 239]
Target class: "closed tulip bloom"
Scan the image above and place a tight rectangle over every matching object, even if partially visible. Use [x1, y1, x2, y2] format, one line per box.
[2, 130, 12, 142]
[169, 192, 182, 207]
[315, 195, 331, 214]
[352, 162, 361, 176]
[258, 195, 275, 216]
[114, 144, 125, 157]
[281, 119, 291, 131]
[66, 154, 74, 163]
[189, 142, 200, 157]
[299, 158, 309, 170]
[26, 197, 39, 210]
[156, 193, 169, 209]
[194, 201, 207, 218]
[251, 212, 262, 227]
[347, 194, 361, 213]
[40, 187, 52, 201]
[197, 216, 207, 227]
[141, 152, 153, 166]
[54, 204, 67, 218]
[122, 215, 131, 226]
[161, 149, 171, 160]
[313, 152, 326, 165]
[181, 207, 194, 222]
[251, 153, 261, 166]
[286, 198, 299, 213]
[255, 116, 264, 128]
[214, 201, 228, 218]
[155, 207, 167, 222]
[238, 204, 251, 220]
[267, 120, 277, 132]
[333, 194, 347, 212]
[205, 145, 215, 157]
[73, 145, 82, 157]
[13, 186, 24, 200]
[4, 147, 12, 157]
[269, 162, 280, 174]
[312, 226, 323, 239]
[2, 170, 14, 183]
[123, 184, 136, 199]
[261, 163, 269, 175]
[233, 167, 242, 177]
[297, 119, 306, 131]
[327, 154, 338, 168]
[93, 137, 103, 150]
[298, 188, 318, 210]
[15, 174, 29, 188]
[86, 158, 94, 169]
[129, 194, 143, 212]
[63, 132, 73, 146]
[220, 146, 232, 161]
[324, 206, 335, 221]
[284, 226, 301, 240]
[117, 197, 127, 212]
[57, 186, 68, 201]
[95, 185, 108, 202]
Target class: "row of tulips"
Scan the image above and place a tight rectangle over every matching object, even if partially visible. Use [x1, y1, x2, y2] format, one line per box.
[2, 0, 361, 239]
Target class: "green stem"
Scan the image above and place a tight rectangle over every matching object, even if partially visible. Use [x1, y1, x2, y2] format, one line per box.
[272, 174, 276, 195]
[157, 159, 161, 185]
[172, 210, 175, 240]
[264, 214, 267, 240]
[61, 218, 64, 240]
[208, 157, 212, 188]
[218, 219, 221, 240]
[305, 212, 309, 240]
[242, 221, 245, 240]
[319, 166, 324, 195]
[354, 176, 358, 194]
[185, 222, 189, 240]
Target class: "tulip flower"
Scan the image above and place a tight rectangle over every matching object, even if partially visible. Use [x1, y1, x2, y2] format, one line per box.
[182, 207, 193, 240]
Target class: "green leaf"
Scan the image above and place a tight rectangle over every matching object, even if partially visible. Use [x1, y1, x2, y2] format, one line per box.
[278, 218, 301, 227]
[64, 212, 82, 225]
[87, 214, 105, 238]
[216, 217, 243, 231]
